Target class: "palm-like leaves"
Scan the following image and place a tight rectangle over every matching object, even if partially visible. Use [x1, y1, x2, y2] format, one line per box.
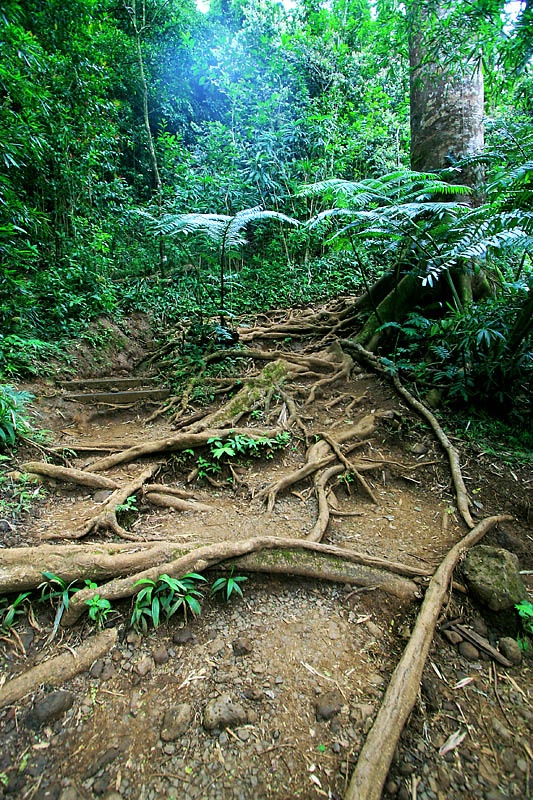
[156, 206, 298, 250]
[142, 206, 298, 322]
[300, 168, 533, 295]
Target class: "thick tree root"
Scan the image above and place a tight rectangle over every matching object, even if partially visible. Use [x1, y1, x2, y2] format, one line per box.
[0, 540, 429, 596]
[60, 536, 426, 626]
[257, 414, 379, 510]
[344, 514, 512, 800]
[144, 491, 212, 512]
[305, 343, 355, 405]
[56, 464, 161, 541]
[308, 464, 344, 542]
[86, 426, 283, 473]
[0, 628, 117, 709]
[18, 462, 120, 490]
[342, 340, 475, 528]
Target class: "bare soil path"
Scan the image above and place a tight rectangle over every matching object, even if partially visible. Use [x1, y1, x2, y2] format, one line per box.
[0, 310, 531, 800]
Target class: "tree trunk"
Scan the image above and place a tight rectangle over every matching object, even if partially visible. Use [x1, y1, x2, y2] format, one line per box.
[409, 1, 484, 187]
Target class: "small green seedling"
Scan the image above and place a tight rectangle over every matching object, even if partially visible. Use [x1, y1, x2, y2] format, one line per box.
[211, 567, 247, 601]
[116, 495, 137, 514]
[85, 594, 114, 628]
[0, 592, 31, 633]
[515, 600, 533, 651]
[131, 572, 206, 633]
[38, 571, 80, 611]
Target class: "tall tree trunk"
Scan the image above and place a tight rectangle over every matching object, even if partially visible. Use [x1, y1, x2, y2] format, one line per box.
[409, 2, 485, 187]
[408, 0, 485, 307]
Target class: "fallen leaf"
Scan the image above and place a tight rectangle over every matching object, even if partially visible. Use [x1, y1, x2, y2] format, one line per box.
[439, 729, 467, 756]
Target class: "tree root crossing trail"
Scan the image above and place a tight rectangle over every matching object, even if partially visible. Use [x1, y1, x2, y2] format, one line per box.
[1, 302, 529, 800]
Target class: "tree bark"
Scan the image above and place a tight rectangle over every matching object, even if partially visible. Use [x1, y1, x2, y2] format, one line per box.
[409, 1, 484, 185]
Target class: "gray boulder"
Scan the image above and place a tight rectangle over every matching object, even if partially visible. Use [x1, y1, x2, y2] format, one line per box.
[462, 546, 527, 611]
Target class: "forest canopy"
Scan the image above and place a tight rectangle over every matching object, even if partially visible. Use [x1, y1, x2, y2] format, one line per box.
[0, 0, 531, 429]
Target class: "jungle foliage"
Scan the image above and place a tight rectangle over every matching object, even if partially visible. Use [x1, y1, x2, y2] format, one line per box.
[0, 0, 531, 429]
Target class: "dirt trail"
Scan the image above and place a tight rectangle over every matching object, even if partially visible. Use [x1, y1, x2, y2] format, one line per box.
[0, 318, 531, 800]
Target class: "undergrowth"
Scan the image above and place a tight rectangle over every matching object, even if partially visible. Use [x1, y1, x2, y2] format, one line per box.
[0, 568, 249, 639]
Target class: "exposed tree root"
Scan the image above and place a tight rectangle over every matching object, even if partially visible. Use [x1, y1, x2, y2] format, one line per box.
[46, 464, 161, 541]
[86, 426, 283, 473]
[144, 491, 212, 513]
[344, 514, 512, 800]
[304, 343, 355, 405]
[256, 414, 379, 510]
[0, 540, 429, 596]
[308, 464, 345, 542]
[319, 432, 380, 505]
[342, 340, 475, 527]
[17, 462, 120, 490]
[0, 628, 117, 710]
[58, 535, 427, 626]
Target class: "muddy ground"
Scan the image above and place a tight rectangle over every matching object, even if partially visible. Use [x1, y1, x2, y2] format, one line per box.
[0, 313, 532, 800]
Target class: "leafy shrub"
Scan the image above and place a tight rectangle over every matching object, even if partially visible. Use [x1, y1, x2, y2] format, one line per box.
[0, 385, 36, 447]
[381, 293, 532, 420]
[131, 573, 206, 633]
[0, 336, 63, 379]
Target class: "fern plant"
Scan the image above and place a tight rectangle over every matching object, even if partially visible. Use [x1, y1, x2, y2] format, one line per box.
[300, 168, 533, 302]
[139, 206, 298, 324]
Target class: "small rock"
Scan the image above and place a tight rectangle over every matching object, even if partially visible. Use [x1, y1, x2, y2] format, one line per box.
[410, 442, 428, 456]
[161, 703, 192, 741]
[135, 655, 154, 676]
[208, 637, 225, 656]
[94, 490, 113, 503]
[491, 717, 513, 742]
[232, 637, 253, 656]
[350, 703, 374, 724]
[385, 779, 399, 795]
[236, 726, 250, 742]
[129, 691, 142, 716]
[500, 748, 516, 772]
[173, 628, 194, 645]
[316, 690, 343, 721]
[365, 620, 383, 638]
[152, 645, 169, 665]
[462, 546, 527, 612]
[399, 761, 415, 776]
[498, 637, 522, 666]
[471, 616, 488, 637]
[243, 686, 263, 701]
[28, 691, 75, 728]
[442, 629, 463, 645]
[93, 774, 111, 795]
[58, 789, 80, 800]
[421, 676, 440, 713]
[90, 659, 104, 679]
[458, 641, 480, 661]
[203, 694, 247, 732]
[100, 662, 115, 681]
[126, 630, 141, 646]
